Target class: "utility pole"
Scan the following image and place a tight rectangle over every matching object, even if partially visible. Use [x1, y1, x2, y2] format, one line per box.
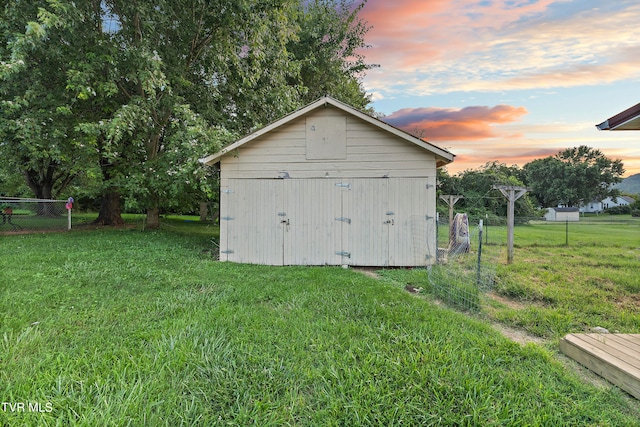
[439, 195, 463, 227]
[439, 195, 463, 248]
[493, 185, 528, 264]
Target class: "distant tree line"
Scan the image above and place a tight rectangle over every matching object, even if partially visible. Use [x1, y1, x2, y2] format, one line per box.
[0, 0, 375, 227]
[437, 146, 626, 221]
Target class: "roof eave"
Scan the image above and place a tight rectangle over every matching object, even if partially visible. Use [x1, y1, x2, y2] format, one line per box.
[595, 120, 610, 131]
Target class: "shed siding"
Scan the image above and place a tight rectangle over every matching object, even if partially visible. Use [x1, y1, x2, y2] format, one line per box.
[556, 211, 580, 222]
[283, 178, 343, 265]
[219, 177, 436, 266]
[342, 179, 390, 266]
[220, 107, 437, 180]
[220, 179, 284, 265]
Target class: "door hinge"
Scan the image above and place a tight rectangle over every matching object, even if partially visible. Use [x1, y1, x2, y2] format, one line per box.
[335, 251, 351, 258]
[335, 217, 351, 224]
[386, 211, 395, 215]
[221, 250, 234, 254]
[425, 184, 434, 189]
[221, 216, 234, 221]
[335, 182, 352, 190]
[222, 189, 234, 194]
[277, 212, 287, 216]
[425, 215, 434, 220]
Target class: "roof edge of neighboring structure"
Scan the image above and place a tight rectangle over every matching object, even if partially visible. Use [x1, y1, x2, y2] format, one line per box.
[596, 102, 640, 131]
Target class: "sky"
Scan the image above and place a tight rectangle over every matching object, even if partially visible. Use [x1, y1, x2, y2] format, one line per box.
[358, 0, 640, 177]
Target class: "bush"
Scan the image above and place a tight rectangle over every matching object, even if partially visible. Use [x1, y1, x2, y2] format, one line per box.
[604, 205, 631, 215]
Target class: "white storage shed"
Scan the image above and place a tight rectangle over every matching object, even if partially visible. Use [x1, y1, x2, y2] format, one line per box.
[201, 97, 455, 266]
[544, 207, 580, 222]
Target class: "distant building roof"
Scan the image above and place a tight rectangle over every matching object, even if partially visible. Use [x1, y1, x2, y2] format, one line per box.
[553, 207, 580, 212]
[621, 196, 635, 204]
[596, 102, 640, 131]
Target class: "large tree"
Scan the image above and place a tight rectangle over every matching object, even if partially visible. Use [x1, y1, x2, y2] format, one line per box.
[437, 162, 536, 219]
[524, 146, 625, 207]
[1, 0, 375, 227]
[0, 0, 99, 205]
[86, 0, 296, 227]
[288, 0, 375, 110]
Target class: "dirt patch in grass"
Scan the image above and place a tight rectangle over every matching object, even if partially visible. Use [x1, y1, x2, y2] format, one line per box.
[353, 267, 381, 280]
[614, 293, 640, 313]
[486, 291, 527, 310]
[490, 321, 545, 346]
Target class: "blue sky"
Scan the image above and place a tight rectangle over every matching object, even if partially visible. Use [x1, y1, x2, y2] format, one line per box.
[358, 0, 640, 176]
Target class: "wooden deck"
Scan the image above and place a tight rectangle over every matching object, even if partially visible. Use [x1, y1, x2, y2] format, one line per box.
[559, 333, 640, 399]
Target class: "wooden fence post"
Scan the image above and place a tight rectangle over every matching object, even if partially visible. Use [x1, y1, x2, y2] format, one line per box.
[493, 186, 528, 264]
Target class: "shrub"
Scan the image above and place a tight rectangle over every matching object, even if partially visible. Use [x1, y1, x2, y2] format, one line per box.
[604, 205, 631, 215]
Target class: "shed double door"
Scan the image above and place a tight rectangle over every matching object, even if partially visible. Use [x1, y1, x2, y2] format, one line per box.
[343, 178, 433, 266]
[220, 179, 341, 265]
[220, 178, 434, 266]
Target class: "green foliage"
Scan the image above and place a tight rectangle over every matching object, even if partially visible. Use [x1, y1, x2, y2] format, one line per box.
[604, 205, 631, 215]
[289, 0, 376, 110]
[1, 0, 376, 222]
[1, 227, 638, 425]
[438, 162, 538, 218]
[0, 0, 100, 199]
[524, 146, 625, 207]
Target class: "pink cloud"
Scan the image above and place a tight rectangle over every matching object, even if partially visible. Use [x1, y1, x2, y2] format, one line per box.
[360, 0, 559, 69]
[384, 105, 528, 140]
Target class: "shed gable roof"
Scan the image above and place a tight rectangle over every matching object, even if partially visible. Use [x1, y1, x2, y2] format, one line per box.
[200, 96, 455, 167]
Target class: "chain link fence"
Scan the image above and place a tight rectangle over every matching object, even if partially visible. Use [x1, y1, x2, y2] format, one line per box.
[0, 198, 71, 234]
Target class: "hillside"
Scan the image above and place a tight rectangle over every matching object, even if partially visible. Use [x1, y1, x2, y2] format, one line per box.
[615, 173, 640, 194]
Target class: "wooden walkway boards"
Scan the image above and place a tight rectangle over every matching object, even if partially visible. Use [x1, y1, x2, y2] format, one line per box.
[560, 333, 640, 399]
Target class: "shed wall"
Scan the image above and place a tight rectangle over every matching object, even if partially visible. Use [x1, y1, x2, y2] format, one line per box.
[556, 211, 580, 222]
[219, 107, 437, 180]
[219, 177, 436, 266]
[217, 105, 440, 267]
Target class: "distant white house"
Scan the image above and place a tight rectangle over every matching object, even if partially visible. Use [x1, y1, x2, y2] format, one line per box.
[582, 196, 634, 213]
[545, 207, 580, 222]
[602, 196, 634, 210]
[582, 200, 602, 213]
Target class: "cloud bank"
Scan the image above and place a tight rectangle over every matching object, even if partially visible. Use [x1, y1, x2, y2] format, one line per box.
[361, 1, 640, 96]
[384, 105, 528, 140]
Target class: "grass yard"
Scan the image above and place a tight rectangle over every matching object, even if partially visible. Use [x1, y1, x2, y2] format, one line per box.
[1, 219, 640, 425]
[430, 216, 640, 340]
[482, 217, 640, 340]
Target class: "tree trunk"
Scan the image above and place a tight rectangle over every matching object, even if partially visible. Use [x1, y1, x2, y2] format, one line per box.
[94, 190, 125, 226]
[23, 169, 56, 216]
[146, 206, 160, 229]
[94, 137, 125, 226]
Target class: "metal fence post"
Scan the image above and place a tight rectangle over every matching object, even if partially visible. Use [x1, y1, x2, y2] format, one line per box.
[477, 220, 483, 287]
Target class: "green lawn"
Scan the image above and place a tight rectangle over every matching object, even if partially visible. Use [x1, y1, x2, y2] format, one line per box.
[488, 220, 640, 341]
[1, 220, 639, 425]
[430, 215, 640, 339]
